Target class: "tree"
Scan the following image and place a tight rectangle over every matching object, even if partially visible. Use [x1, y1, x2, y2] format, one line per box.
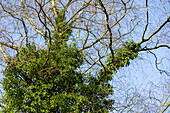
[0, 8, 115, 112]
[0, 0, 169, 112]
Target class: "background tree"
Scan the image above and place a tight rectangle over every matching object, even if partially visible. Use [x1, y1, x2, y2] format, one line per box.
[0, 0, 169, 112]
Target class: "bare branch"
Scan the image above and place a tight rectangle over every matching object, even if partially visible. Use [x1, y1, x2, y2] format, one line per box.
[97, 0, 114, 61]
[79, 2, 127, 51]
[0, 41, 20, 50]
[161, 101, 170, 113]
[0, 44, 9, 61]
[139, 45, 170, 51]
[20, 0, 46, 38]
[138, 17, 170, 45]
[142, 0, 149, 41]
[67, 0, 92, 25]
[148, 50, 169, 76]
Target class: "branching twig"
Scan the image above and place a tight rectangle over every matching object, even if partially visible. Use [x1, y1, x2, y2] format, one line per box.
[142, 0, 149, 41]
[0, 42, 19, 50]
[139, 45, 170, 51]
[138, 17, 170, 45]
[161, 101, 170, 113]
[80, 1, 127, 51]
[148, 50, 169, 76]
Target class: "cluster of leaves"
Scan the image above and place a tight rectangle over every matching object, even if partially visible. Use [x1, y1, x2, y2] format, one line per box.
[106, 40, 141, 73]
[2, 43, 81, 112]
[2, 10, 114, 112]
[53, 9, 72, 42]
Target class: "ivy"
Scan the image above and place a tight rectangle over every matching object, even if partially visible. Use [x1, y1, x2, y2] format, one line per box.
[2, 9, 114, 112]
[106, 40, 141, 73]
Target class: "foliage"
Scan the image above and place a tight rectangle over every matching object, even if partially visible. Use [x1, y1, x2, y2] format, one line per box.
[2, 22, 140, 112]
[0, 0, 169, 112]
[106, 40, 141, 73]
[2, 10, 114, 112]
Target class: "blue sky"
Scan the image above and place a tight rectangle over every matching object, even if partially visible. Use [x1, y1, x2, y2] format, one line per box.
[0, 0, 169, 112]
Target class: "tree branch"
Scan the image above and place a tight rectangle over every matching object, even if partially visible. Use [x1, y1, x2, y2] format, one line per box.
[20, 0, 46, 38]
[142, 0, 149, 41]
[138, 17, 170, 45]
[0, 42, 20, 50]
[79, 2, 127, 51]
[139, 45, 170, 51]
[0, 44, 9, 61]
[161, 101, 170, 113]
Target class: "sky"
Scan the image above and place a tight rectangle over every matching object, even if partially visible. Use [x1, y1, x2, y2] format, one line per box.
[0, 0, 169, 112]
